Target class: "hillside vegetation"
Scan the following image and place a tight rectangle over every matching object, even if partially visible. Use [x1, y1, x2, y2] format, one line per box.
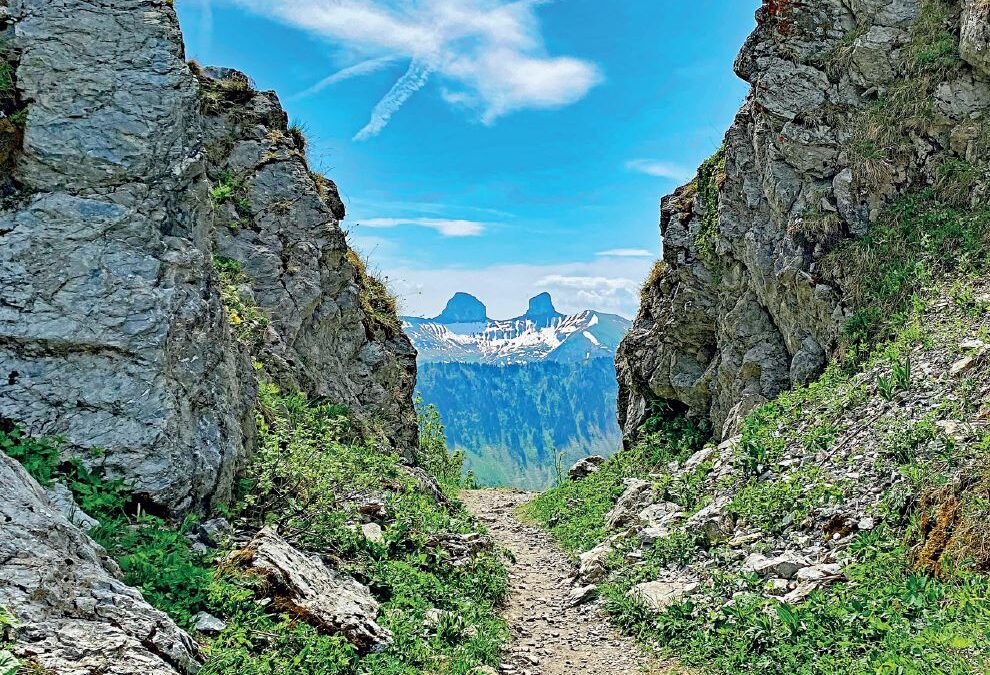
[2, 386, 507, 675]
[531, 1, 990, 672]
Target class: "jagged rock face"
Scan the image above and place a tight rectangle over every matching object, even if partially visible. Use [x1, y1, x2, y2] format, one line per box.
[618, 0, 990, 440]
[0, 0, 255, 513]
[0, 0, 417, 512]
[199, 73, 418, 452]
[0, 453, 200, 674]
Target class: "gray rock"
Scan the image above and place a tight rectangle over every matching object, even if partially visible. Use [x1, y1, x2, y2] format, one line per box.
[361, 522, 385, 544]
[961, 0, 990, 78]
[637, 501, 683, 529]
[605, 478, 654, 530]
[742, 552, 810, 580]
[0, 453, 199, 674]
[1, 0, 255, 515]
[195, 517, 232, 548]
[578, 537, 619, 584]
[193, 611, 227, 635]
[685, 496, 734, 545]
[628, 580, 698, 612]
[567, 455, 606, 480]
[567, 585, 599, 607]
[230, 526, 391, 652]
[45, 482, 99, 531]
[1, 0, 418, 517]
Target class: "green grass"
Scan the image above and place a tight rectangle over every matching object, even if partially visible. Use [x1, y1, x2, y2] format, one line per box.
[1, 383, 508, 674]
[524, 404, 706, 554]
[694, 147, 726, 269]
[213, 255, 270, 349]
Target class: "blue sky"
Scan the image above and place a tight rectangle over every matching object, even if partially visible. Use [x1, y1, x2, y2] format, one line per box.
[176, 0, 758, 318]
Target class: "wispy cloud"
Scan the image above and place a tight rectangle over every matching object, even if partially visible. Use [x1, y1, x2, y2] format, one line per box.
[354, 58, 434, 140]
[625, 159, 693, 182]
[291, 56, 398, 100]
[360, 217, 487, 237]
[227, 0, 603, 138]
[596, 248, 654, 258]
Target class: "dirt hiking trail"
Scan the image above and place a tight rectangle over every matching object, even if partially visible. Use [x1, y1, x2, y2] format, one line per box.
[461, 489, 670, 675]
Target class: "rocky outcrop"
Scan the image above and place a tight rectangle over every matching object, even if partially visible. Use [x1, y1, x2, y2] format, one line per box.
[0, 0, 417, 513]
[0, 453, 199, 674]
[196, 66, 417, 451]
[617, 0, 990, 440]
[230, 526, 392, 652]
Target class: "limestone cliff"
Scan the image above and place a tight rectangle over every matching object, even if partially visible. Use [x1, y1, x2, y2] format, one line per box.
[617, 0, 990, 441]
[0, 0, 417, 515]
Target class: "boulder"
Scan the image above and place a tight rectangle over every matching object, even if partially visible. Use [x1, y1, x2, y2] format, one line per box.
[0, 453, 200, 674]
[568, 455, 606, 480]
[230, 526, 391, 652]
[605, 478, 654, 530]
[628, 580, 699, 612]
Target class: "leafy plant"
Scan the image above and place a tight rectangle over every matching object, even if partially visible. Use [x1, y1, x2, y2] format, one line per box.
[213, 256, 270, 349]
[0, 425, 60, 486]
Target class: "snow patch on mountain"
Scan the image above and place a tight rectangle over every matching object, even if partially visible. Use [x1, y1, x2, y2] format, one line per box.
[403, 293, 631, 364]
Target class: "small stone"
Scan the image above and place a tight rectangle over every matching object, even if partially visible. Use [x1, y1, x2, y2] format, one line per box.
[857, 517, 876, 531]
[362, 522, 385, 544]
[568, 585, 599, 607]
[194, 611, 227, 635]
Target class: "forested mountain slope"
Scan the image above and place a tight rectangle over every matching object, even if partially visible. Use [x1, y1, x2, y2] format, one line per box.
[404, 293, 629, 488]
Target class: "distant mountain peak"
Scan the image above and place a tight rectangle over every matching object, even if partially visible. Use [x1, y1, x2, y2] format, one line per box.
[402, 292, 631, 366]
[436, 292, 488, 324]
[525, 292, 560, 319]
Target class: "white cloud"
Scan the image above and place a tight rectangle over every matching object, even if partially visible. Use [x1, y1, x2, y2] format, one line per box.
[349, 257, 655, 319]
[625, 159, 693, 182]
[226, 0, 603, 138]
[291, 56, 398, 100]
[354, 58, 434, 140]
[359, 217, 487, 237]
[596, 248, 654, 258]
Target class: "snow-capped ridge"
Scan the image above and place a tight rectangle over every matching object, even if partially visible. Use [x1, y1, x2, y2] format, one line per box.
[402, 292, 631, 364]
